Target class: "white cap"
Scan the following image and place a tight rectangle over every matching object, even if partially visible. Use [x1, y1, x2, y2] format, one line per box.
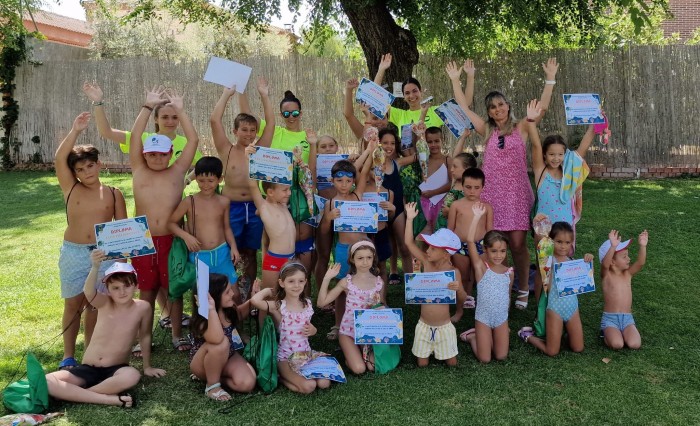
[420, 228, 461, 255]
[142, 134, 173, 153]
[102, 262, 137, 283]
[598, 238, 631, 262]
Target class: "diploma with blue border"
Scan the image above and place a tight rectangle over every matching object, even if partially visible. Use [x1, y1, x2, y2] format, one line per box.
[355, 77, 395, 119]
[434, 98, 475, 138]
[354, 308, 403, 344]
[362, 192, 389, 222]
[94, 216, 156, 260]
[554, 259, 595, 297]
[400, 124, 413, 151]
[248, 146, 293, 185]
[404, 271, 457, 304]
[563, 94, 605, 125]
[316, 154, 349, 187]
[303, 195, 327, 228]
[333, 200, 379, 233]
[300, 356, 347, 383]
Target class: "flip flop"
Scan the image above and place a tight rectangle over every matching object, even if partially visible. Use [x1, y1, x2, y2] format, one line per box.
[204, 383, 231, 401]
[158, 317, 172, 329]
[462, 295, 476, 309]
[118, 392, 135, 409]
[459, 328, 475, 343]
[388, 273, 401, 286]
[173, 337, 192, 352]
[518, 327, 534, 343]
[58, 357, 78, 371]
[131, 343, 143, 358]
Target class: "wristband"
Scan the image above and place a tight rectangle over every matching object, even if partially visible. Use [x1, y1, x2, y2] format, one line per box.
[142, 105, 154, 111]
[526, 118, 535, 123]
[545, 80, 556, 85]
[92, 100, 104, 106]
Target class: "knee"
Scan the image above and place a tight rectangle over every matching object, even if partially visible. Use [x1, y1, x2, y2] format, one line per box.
[124, 367, 142, 386]
[626, 339, 641, 350]
[570, 342, 584, 353]
[299, 380, 317, 394]
[415, 358, 429, 368]
[237, 373, 257, 393]
[477, 355, 492, 364]
[348, 361, 366, 375]
[316, 379, 331, 390]
[606, 339, 624, 350]
[214, 339, 230, 354]
[445, 357, 457, 367]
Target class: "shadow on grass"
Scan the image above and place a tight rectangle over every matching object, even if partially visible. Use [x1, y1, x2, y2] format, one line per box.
[0, 172, 64, 231]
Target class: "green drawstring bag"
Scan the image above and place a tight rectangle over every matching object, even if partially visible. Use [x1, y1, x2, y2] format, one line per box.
[2, 353, 49, 414]
[289, 165, 317, 224]
[244, 316, 278, 393]
[169, 196, 196, 299]
[534, 291, 548, 338]
[373, 344, 401, 374]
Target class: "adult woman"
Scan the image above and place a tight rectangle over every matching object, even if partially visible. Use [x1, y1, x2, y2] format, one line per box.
[446, 58, 559, 309]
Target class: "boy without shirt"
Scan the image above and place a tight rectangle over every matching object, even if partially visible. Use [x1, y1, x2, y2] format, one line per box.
[599, 229, 648, 350]
[46, 251, 165, 408]
[55, 112, 127, 370]
[405, 203, 465, 367]
[447, 168, 493, 322]
[167, 157, 240, 287]
[129, 88, 198, 353]
[210, 78, 275, 285]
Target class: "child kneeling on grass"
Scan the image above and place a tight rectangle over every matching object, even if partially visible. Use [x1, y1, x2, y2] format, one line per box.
[46, 250, 165, 408]
[189, 273, 256, 401]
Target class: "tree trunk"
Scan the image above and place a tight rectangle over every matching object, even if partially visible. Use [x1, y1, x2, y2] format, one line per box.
[340, 0, 419, 90]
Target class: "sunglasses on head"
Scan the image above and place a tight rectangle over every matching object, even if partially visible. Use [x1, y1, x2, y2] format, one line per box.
[332, 171, 354, 179]
[497, 135, 505, 149]
[282, 110, 301, 118]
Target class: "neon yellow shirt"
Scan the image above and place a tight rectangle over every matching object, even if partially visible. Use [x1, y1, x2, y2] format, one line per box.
[389, 106, 444, 130]
[121, 132, 202, 167]
[257, 120, 310, 164]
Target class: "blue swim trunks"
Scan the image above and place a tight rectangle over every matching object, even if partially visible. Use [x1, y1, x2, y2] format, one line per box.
[600, 312, 635, 331]
[334, 242, 351, 279]
[295, 237, 315, 255]
[189, 243, 238, 284]
[59, 241, 114, 299]
[229, 201, 263, 251]
[456, 240, 484, 257]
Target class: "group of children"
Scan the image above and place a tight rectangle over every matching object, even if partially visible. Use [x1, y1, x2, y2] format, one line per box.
[45, 56, 649, 407]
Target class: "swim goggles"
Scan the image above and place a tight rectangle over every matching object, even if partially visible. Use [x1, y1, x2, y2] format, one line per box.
[332, 171, 354, 178]
[282, 110, 301, 118]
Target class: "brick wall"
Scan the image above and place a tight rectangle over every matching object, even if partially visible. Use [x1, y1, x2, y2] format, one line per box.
[588, 165, 700, 178]
[663, 0, 700, 40]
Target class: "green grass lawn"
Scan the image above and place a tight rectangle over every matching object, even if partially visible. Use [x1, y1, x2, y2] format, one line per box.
[1, 172, 699, 425]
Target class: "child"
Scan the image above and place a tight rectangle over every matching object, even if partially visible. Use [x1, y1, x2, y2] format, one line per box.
[419, 127, 453, 234]
[320, 145, 373, 339]
[447, 168, 493, 322]
[317, 241, 385, 374]
[167, 157, 240, 286]
[46, 250, 165, 407]
[210, 78, 275, 286]
[54, 112, 127, 370]
[434, 131, 476, 232]
[404, 203, 464, 367]
[518, 221, 593, 356]
[129, 87, 199, 354]
[189, 273, 256, 400]
[460, 203, 512, 363]
[599, 229, 648, 350]
[244, 146, 295, 291]
[526, 99, 594, 301]
[251, 262, 333, 394]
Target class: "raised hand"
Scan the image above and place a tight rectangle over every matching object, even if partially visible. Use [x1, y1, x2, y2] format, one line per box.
[257, 77, 269, 97]
[608, 229, 621, 248]
[89, 249, 106, 267]
[526, 99, 542, 121]
[206, 292, 216, 309]
[583, 253, 594, 263]
[163, 89, 184, 112]
[82, 82, 104, 103]
[463, 59, 476, 76]
[72, 112, 91, 133]
[346, 78, 359, 90]
[405, 202, 418, 220]
[222, 85, 237, 98]
[445, 61, 462, 80]
[542, 57, 559, 80]
[638, 230, 648, 246]
[144, 86, 167, 108]
[306, 128, 318, 145]
[378, 53, 392, 72]
[324, 263, 341, 281]
[472, 201, 486, 218]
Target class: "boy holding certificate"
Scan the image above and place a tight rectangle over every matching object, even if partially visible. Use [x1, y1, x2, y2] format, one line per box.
[54, 112, 128, 371]
[129, 87, 199, 353]
[447, 168, 493, 322]
[405, 203, 464, 367]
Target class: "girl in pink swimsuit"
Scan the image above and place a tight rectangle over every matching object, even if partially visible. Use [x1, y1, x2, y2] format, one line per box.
[446, 58, 560, 310]
[318, 240, 385, 375]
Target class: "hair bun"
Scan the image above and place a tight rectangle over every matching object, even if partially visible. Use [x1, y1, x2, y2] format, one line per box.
[284, 90, 296, 99]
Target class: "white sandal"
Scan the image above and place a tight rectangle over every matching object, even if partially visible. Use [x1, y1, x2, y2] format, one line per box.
[515, 290, 529, 310]
[204, 382, 231, 401]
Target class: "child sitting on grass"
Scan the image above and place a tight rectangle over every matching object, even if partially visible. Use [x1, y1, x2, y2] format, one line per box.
[599, 229, 648, 350]
[46, 250, 165, 408]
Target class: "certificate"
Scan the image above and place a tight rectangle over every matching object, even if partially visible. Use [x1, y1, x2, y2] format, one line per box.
[400, 124, 413, 151]
[94, 216, 155, 260]
[333, 200, 379, 233]
[418, 164, 449, 205]
[435, 98, 475, 138]
[354, 308, 403, 344]
[196, 260, 210, 319]
[404, 271, 456, 304]
[553, 259, 595, 297]
[316, 154, 349, 186]
[300, 356, 347, 383]
[303, 195, 327, 228]
[249, 146, 294, 185]
[362, 192, 389, 222]
[203, 57, 252, 93]
[563, 94, 605, 125]
[355, 77, 396, 119]
[230, 328, 244, 351]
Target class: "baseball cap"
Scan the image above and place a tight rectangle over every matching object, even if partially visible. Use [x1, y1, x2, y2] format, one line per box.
[143, 134, 173, 153]
[598, 238, 631, 262]
[102, 262, 137, 283]
[420, 228, 461, 255]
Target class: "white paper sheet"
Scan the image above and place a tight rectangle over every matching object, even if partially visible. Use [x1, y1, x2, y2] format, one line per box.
[203, 57, 252, 93]
[418, 164, 449, 205]
[196, 259, 210, 319]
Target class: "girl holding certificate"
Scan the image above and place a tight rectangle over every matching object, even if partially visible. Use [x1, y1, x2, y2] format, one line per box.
[446, 58, 560, 310]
